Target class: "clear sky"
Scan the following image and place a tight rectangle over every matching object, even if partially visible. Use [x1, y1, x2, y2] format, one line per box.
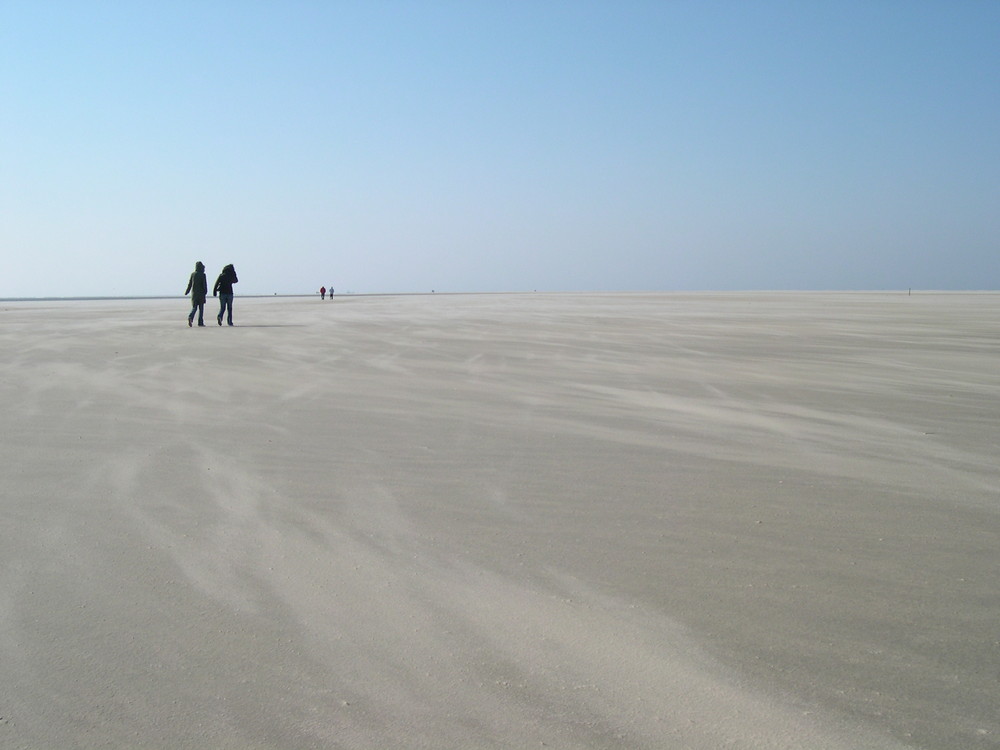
[2, 1, 998, 297]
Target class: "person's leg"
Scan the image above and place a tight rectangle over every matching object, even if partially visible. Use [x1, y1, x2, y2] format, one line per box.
[217, 297, 224, 325]
[189, 300, 196, 326]
[197, 301, 205, 326]
[224, 294, 234, 325]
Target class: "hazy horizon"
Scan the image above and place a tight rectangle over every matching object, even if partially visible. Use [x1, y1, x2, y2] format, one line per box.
[5, 288, 998, 305]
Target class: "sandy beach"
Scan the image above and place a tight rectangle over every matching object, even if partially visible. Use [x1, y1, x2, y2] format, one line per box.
[1, 291, 997, 749]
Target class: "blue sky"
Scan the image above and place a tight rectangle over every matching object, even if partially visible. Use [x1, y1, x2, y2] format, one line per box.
[2, 1, 998, 296]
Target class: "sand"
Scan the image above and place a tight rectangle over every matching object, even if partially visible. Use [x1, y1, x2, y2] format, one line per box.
[0, 291, 997, 749]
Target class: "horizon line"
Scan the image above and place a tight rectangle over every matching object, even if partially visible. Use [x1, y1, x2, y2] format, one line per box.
[3, 289, 999, 303]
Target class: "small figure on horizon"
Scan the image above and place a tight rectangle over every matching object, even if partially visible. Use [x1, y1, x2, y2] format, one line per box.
[185, 261, 208, 327]
[320, 286, 326, 300]
[329, 286, 334, 299]
[213, 264, 239, 326]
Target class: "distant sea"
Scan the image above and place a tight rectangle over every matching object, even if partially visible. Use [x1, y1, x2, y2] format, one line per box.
[0, 294, 318, 303]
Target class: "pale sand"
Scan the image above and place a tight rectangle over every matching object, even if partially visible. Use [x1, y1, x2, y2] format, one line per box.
[1, 292, 997, 749]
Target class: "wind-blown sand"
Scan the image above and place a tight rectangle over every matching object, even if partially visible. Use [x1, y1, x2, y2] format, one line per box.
[1, 292, 997, 749]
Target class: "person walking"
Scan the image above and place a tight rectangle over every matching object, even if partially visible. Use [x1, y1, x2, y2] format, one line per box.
[185, 261, 208, 327]
[213, 264, 239, 326]
[320, 286, 326, 300]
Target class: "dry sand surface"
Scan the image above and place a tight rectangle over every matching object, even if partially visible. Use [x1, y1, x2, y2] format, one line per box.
[1, 291, 997, 750]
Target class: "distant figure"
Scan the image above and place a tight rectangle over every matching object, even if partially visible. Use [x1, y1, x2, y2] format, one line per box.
[320, 286, 326, 300]
[329, 287, 334, 299]
[185, 261, 207, 327]
[213, 264, 239, 326]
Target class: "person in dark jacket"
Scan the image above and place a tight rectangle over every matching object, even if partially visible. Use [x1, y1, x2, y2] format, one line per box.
[213, 264, 239, 326]
[185, 261, 208, 327]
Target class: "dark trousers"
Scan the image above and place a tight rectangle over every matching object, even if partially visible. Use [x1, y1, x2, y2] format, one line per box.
[189, 299, 204, 325]
[218, 294, 234, 325]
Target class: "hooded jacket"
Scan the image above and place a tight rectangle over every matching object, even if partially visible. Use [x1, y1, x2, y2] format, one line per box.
[213, 265, 239, 297]
[185, 262, 208, 303]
